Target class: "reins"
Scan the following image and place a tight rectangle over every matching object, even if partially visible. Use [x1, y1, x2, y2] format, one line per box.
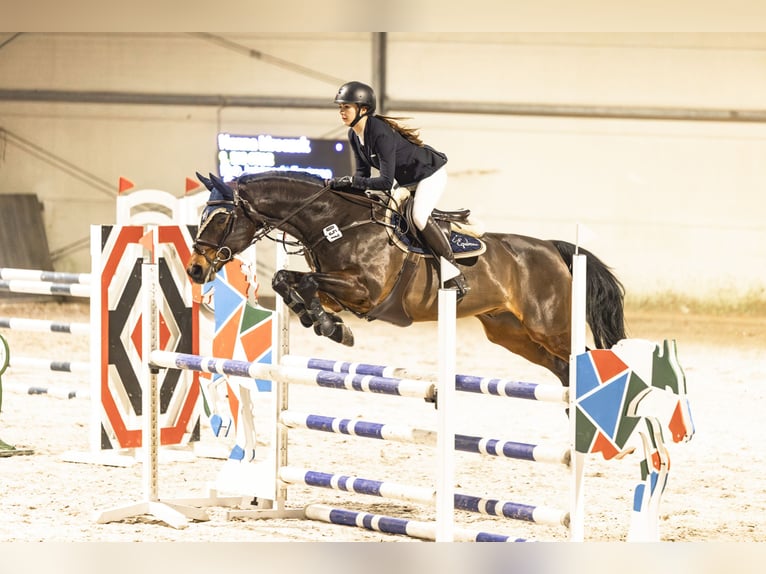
[239, 182, 334, 245]
[194, 180, 405, 268]
[302, 189, 401, 251]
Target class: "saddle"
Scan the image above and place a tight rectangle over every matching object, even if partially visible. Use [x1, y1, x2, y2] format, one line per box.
[383, 187, 486, 260]
[365, 188, 486, 327]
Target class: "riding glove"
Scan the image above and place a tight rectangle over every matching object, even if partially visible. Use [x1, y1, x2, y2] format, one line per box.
[365, 190, 389, 201]
[327, 176, 355, 190]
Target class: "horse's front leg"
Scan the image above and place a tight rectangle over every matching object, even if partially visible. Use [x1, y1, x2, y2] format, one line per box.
[295, 275, 354, 346]
[271, 269, 355, 346]
[272, 269, 313, 328]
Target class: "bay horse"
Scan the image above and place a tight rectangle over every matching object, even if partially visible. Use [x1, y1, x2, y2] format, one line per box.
[186, 170, 626, 386]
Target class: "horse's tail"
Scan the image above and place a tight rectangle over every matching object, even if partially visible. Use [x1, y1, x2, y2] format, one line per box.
[552, 240, 627, 349]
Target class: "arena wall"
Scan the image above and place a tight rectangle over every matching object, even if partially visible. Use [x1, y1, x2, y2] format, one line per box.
[1, 33, 764, 301]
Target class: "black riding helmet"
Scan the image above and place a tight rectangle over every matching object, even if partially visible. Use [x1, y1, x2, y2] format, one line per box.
[334, 81, 376, 127]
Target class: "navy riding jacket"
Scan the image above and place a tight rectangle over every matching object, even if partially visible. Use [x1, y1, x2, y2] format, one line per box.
[347, 115, 447, 191]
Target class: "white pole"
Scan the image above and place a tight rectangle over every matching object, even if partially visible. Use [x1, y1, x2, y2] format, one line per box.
[274, 243, 291, 507]
[275, 246, 290, 360]
[142, 262, 159, 502]
[569, 253, 587, 541]
[88, 225, 101, 453]
[435, 260, 457, 542]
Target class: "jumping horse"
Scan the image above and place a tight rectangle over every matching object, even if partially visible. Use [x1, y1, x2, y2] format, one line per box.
[186, 170, 626, 386]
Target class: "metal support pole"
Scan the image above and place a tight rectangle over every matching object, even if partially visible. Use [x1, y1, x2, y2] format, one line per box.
[372, 33, 387, 115]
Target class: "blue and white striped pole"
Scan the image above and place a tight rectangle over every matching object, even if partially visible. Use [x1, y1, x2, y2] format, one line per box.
[304, 504, 527, 542]
[281, 466, 569, 527]
[281, 356, 568, 404]
[150, 351, 435, 399]
[279, 411, 570, 465]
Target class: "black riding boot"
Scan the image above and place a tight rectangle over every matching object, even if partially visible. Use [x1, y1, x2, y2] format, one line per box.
[419, 217, 470, 302]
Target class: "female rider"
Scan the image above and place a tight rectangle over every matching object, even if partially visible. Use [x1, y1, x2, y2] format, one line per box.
[328, 80, 469, 302]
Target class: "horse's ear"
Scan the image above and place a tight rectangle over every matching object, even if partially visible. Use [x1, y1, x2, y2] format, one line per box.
[196, 171, 214, 192]
[208, 172, 235, 202]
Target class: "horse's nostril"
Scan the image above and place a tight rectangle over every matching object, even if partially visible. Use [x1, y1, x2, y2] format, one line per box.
[187, 265, 201, 282]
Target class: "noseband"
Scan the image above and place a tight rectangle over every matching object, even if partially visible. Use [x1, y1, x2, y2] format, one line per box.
[192, 201, 239, 269]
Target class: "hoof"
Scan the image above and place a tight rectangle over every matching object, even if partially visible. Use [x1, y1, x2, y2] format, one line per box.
[329, 324, 354, 346]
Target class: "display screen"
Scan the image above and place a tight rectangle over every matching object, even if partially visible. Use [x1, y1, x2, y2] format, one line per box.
[217, 133, 352, 182]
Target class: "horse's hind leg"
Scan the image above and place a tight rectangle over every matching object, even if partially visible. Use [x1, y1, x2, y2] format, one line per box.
[477, 312, 570, 386]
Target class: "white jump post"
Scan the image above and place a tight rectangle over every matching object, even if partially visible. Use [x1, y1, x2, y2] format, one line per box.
[568, 229, 588, 542]
[435, 258, 457, 542]
[92, 239, 209, 528]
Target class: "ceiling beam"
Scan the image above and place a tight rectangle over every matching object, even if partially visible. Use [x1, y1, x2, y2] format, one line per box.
[2, 89, 766, 123]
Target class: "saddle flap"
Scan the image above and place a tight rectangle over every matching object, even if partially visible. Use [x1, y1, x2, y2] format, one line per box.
[382, 192, 484, 259]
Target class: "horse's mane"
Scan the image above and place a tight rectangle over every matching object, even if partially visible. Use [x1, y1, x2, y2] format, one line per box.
[236, 170, 326, 188]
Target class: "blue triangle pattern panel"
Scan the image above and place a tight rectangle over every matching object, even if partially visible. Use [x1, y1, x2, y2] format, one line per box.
[575, 353, 602, 398]
[579, 372, 629, 440]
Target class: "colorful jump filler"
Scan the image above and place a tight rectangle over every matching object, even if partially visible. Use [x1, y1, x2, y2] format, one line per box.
[194, 248, 277, 484]
[575, 338, 695, 541]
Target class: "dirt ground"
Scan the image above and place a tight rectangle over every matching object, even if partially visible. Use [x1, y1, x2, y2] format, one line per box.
[0, 300, 764, 543]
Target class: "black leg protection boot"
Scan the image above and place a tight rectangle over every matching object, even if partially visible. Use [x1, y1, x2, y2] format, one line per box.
[419, 217, 470, 303]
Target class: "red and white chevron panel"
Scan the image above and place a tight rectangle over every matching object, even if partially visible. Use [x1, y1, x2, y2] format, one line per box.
[91, 224, 201, 450]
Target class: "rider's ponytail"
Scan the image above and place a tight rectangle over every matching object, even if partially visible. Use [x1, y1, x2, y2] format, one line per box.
[375, 115, 423, 146]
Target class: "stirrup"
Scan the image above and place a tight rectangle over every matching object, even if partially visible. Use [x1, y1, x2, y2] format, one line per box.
[444, 275, 469, 303]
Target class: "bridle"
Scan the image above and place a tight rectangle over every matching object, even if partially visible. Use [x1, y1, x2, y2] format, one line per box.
[191, 201, 239, 270]
[192, 181, 334, 270]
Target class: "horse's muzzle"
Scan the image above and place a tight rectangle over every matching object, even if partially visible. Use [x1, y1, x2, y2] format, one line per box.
[186, 262, 208, 284]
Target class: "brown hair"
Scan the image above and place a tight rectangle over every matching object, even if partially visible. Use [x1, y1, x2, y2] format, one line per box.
[375, 114, 423, 146]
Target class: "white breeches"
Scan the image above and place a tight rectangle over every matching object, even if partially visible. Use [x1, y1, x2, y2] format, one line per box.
[410, 166, 448, 230]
